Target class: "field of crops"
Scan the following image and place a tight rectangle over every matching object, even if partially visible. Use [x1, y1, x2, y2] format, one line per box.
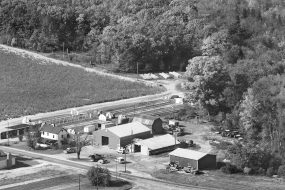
[0, 50, 161, 120]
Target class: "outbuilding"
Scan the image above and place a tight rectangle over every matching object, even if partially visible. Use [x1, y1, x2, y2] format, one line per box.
[132, 115, 164, 134]
[169, 148, 216, 170]
[134, 134, 180, 155]
[93, 122, 152, 149]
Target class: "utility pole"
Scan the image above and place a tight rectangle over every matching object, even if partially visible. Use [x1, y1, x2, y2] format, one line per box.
[63, 42, 65, 58]
[136, 62, 139, 81]
[124, 147, 127, 172]
[7, 120, 9, 146]
[116, 159, 118, 179]
[96, 164, 99, 190]
[78, 174, 80, 190]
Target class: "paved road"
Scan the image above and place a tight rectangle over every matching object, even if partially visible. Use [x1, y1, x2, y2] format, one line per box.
[0, 146, 215, 190]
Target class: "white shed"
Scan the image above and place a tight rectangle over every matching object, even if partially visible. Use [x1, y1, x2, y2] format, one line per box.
[174, 97, 184, 104]
[84, 125, 96, 133]
[99, 114, 107, 121]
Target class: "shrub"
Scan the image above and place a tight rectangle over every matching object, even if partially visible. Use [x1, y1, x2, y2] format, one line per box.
[266, 167, 275, 177]
[277, 165, 285, 177]
[18, 135, 23, 142]
[243, 167, 252, 175]
[87, 166, 111, 187]
[220, 163, 239, 174]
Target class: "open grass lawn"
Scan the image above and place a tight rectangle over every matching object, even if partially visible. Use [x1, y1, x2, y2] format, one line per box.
[0, 169, 66, 186]
[4, 175, 132, 190]
[0, 50, 161, 120]
[153, 169, 285, 190]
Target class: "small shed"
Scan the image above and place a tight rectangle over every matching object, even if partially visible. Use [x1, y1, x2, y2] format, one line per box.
[174, 97, 184, 104]
[132, 115, 164, 134]
[134, 134, 180, 155]
[84, 125, 97, 133]
[98, 114, 107, 121]
[93, 122, 152, 149]
[169, 148, 216, 170]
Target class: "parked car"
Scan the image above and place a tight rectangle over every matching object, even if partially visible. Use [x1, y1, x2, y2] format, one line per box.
[63, 147, 76, 154]
[89, 154, 104, 162]
[115, 157, 125, 164]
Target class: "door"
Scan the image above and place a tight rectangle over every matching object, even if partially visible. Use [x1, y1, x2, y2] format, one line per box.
[102, 136, 109, 145]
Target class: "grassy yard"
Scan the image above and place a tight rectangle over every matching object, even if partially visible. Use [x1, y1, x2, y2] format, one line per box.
[3, 175, 132, 190]
[152, 169, 285, 190]
[0, 49, 162, 120]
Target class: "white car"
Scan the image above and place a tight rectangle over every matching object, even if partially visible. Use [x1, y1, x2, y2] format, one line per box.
[115, 157, 125, 164]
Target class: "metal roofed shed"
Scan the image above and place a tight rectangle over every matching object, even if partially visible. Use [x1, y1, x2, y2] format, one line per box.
[93, 122, 152, 149]
[169, 148, 216, 170]
[132, 115, 164, 134]
[134, 134, 180, 155]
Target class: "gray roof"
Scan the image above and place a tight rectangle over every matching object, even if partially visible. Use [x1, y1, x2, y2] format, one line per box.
[107, 122, 151, 138]
[137, 134, 180, 150]
[132, 115, 160, 126]
[40, 123, 66, 134]
[169, 148, 208, 160]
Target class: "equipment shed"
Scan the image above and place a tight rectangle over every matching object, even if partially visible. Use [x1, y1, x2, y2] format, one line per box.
[93, 122, 152, 149]
[132, 115, 164, 134]
[135, 134, 180, 155]
[169, 148, 216, 170]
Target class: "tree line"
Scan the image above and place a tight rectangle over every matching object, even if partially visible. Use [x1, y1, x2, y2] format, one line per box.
[184, 0, 285, 175]
[0, 0, 201, 72]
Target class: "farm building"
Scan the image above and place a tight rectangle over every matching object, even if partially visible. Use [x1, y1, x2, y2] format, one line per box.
[40, 124, 69, 142]
[0, 123, 41, 140]
[133, 134, 180, 155]
[169, 148, 216, 170]
[84, 125, 97, 133]
[93, 122, 152, 149]
[98, 114, 107, 121]
[132, 115, 164, 134]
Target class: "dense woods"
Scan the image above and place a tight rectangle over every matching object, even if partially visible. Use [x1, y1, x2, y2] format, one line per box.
[1, 0, 285, 175]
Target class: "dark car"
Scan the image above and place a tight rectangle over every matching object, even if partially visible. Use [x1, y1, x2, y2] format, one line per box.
[89, 154, 104, 162]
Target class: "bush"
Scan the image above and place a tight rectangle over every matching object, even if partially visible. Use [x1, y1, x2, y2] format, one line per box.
[87, 166, 111, 187]
[18, 135, 23, 142]
[266, 167, 275, 177]
[220, 163, 239, 174]
[277, 165, 285, 177]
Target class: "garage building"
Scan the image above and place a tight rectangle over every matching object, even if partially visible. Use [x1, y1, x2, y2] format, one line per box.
[169, 148, 216, 170]
[93, 122, 152, 149]
[132, 115, 164, 134]
[134, 134, 180, 155]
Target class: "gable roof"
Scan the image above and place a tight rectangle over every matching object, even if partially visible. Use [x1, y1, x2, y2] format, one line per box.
[169, 148, 208, 160]
[107, 122, 151, 138]
[137, 134, 180, 150]
[132, 115, 160, 126]
[40, 123, 66, 134]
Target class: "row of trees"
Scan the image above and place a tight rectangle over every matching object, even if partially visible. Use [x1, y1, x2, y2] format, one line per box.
[184, 0, 285, 175]
[0, 0, 202, 72]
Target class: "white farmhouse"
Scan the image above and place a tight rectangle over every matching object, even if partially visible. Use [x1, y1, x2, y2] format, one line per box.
[40, 123, 68, 141]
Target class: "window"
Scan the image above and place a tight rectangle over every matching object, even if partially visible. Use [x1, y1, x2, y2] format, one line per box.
[53, 135, 54, 138]
[61, 135, 63, 138]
